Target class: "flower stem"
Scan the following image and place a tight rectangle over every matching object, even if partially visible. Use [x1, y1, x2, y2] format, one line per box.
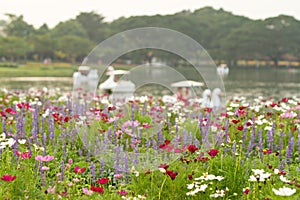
[158, 176, 167, 200]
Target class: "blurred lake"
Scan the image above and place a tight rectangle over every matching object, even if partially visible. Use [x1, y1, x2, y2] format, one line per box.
[1, 67, 299, 99]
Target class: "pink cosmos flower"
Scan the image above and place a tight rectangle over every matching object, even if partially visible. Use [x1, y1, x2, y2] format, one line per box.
[83, 188, 93, 195]
[74, 166, 86, 174]
[118, 190, 128, 196]
[114, 174, 123, 179]
[35, 155, 54, 162]
[142, 123, 151, 128]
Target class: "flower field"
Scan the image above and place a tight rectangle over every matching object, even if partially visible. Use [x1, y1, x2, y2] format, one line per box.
[0, 88, 299, 199]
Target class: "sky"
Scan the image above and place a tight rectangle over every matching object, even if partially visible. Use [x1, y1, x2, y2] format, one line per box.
[0, 0, 300, 28]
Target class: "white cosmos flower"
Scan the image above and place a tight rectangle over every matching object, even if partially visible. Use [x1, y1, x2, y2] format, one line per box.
[210, 190, 225, 198]
[187, 183, 196, 190]
[272, 187, 296, 196]
[264, 126, 272, 131]
[252, 169, 265, 175]
[259, 172, 271, 182]
[274, 168, 279, 174]
[158, 168, 166, 173]
[0, 133, 6, 141]
[230, 102, 240, 108]
[249, 175, 258, 182]
[279, 175, 291, 183]
[18, 139, 26, 144]
[227, 111, 234, 116]
[197, 184, 208, 192]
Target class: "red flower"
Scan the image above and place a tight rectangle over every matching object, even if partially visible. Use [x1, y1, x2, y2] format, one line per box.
[97, 177, 109, 184]
[232, 119, 240, 124]
[64, 116, 70, 123]
[282, 98, 289, 102]
[158, 163, 169, 170]
[187, 144, 198, 153]
[159, 140, 171, 149]
[91, 185, 104, 194]
[74, 166, 86, 174]
[188, 174, 193, 180]
[237, 125, 244, 131]
[166, 170, 178, 180]
[243, 188, 250, 195]
[1, 174, 16, 182]
[262, 148, 272, 155]
[207, 149, 219, 157]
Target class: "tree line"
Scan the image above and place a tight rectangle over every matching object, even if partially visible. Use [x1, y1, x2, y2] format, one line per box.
[0, 7, 299, 66]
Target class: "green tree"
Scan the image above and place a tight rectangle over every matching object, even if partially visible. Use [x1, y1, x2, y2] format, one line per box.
[4, 14, 35, 37]
[75, 11, 108, 43]
[55, 35, 93, 63]
[51, 19, 88, 38]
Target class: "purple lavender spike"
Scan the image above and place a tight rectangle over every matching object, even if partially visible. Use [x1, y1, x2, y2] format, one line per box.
[279, 131, 285, 151]
[90, 162, 96, 183]
[286, 133, 294, 164]
[2, 117, 7, 134]
[298, 131, 300, 162]
[60, 160, 65, 181]
[258, 130, 263, 161]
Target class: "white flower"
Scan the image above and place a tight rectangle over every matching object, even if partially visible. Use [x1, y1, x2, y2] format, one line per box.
[0, 133, 6, 141]
[18, 139, 26, 144]
[131, 166, 139, 177]
[279, 175, 291, 183]
[249, 175, 258, 182]
[230, 102, 240, 108]
[259, 172, 271, 182]
[187, 183, 195, 190]
[159, 168, 166, 173]
[264, 126, 272, 131]
[227, 111, 234, 116]
[210, 190, 225, 198]
[272, 187, 296, 196]
[274, 168, 279, 174]
[252, 169, 265, 175]
[197, 184, 208, 192]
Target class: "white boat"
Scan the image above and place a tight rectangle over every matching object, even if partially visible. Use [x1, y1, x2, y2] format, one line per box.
[217, 64, 229, 76]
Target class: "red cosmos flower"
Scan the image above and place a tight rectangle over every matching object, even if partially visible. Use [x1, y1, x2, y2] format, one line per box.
[207, 149, 219, 157]
[158, 163, 169, 170]
[232, 119, 240, 124]
[64, 116, 70, 123]
[97, 178, 109, 184]
[1, 174, 16, 182]
[204, 108, 213, 113]
[166, 170, 178, 180]
[188, 174, 193, 180]
[243, 188, 250, 195]
[5, 108, 17, 115]
[159, 140, 171, 149]
[282, 98, 289, 103]
[237, 125, 244, 131]
[278, 171, 286, 175]
[74, 166, 86, 174]
[262, 148, 272, 155]
[91, 185, 104, 194]
[187, 144, 198, 153]
[108, 106, 116, 111]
